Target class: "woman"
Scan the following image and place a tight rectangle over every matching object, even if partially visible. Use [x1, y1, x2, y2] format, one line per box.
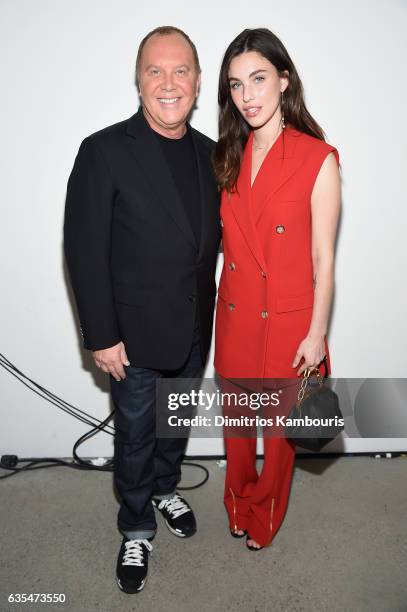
[213, 28, 341, 550]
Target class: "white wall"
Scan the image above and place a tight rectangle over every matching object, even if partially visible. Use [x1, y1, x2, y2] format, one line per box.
[1, 0, 406, 457]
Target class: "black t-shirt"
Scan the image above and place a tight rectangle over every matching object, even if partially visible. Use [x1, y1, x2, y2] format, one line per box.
[154, 126, 201, 247]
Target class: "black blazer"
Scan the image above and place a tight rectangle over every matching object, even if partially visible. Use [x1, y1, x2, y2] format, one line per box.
[63, 107, 221, 370]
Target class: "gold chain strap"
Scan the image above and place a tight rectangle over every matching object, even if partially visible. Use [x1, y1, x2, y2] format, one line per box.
[296, 366, 323, 407]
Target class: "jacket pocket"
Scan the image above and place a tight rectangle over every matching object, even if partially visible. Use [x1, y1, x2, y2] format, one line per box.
[275, 290, 314, 313]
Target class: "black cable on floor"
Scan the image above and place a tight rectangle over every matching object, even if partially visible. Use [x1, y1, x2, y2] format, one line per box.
[0, 352, 115, 432]
[0, 352, 210, 488]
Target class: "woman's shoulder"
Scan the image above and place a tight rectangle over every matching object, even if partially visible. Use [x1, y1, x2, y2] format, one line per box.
[288, 125, 339, 164]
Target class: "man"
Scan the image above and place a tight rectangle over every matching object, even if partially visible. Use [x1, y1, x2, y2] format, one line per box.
[63, 26, 220, 594]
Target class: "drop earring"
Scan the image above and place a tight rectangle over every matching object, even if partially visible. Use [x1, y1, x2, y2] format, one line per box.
[281, 90, 286, 129]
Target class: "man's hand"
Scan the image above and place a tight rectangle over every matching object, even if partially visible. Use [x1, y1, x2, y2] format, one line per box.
[92, 341, 130, 381]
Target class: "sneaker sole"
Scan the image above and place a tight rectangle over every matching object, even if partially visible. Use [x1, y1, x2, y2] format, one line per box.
[152, 499, 196, 538]
[116, 575, 147, 594]
[164, 519, 196, 538]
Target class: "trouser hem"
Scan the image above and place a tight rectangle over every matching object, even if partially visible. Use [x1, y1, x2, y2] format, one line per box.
[152, 489, 177, 501]
[120, 528, 156, 540]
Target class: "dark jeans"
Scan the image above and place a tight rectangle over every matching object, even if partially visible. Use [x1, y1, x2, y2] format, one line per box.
[110, 318, 203, 540]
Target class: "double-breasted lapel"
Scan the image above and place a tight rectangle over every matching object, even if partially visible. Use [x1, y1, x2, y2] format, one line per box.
[229, 131, 266, 272]
[229, 126, 302, 267]
[252, 125, 302, 225]
[125, 107, 198, 251]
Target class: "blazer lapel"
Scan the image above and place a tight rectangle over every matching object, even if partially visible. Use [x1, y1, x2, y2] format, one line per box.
[253, 126, 302, 225]
[125, 107, 197, 250]
[190, 129, 219, 261]
[229, 131, 266, 271]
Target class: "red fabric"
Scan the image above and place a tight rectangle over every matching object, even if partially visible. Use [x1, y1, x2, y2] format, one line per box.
[221, 376, 299, 547]
[215, 126, 339, 545]
[215, 125, 339, 380]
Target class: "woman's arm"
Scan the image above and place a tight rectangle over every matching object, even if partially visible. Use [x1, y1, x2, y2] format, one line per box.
[292, 151, 342, 375]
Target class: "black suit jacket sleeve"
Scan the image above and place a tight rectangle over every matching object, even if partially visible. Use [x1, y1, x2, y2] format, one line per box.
[63, 136, 121, 351]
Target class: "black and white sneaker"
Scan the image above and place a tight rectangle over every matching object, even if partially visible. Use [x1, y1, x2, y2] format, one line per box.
[116, 537, 153, 594]
[152, 492, 197, 538]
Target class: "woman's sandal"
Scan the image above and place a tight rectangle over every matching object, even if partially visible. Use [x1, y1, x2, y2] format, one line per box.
[246, 534, 264, 551]
[230, 528, 247, 539]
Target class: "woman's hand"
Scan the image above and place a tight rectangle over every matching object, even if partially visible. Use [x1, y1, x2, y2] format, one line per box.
[292, 334, 326, 376]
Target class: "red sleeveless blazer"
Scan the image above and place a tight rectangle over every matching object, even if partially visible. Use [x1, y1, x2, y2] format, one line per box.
[214, 126, 340, 381]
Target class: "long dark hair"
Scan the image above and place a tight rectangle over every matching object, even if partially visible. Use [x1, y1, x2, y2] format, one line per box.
[213, 28, 326, 192]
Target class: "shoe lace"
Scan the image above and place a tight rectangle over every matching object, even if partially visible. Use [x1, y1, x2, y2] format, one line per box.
[158, 494, 191, 518]
[122, 539, 153, 566]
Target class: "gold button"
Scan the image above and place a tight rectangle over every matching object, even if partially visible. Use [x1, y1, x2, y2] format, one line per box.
[261, 310, 268, 319]
[276, 225, 285, 234]
[220, 219, 224, 227]
[261, 270, 266, 278]
[228, 303, 235, 311]
[229, 262, 236, 271]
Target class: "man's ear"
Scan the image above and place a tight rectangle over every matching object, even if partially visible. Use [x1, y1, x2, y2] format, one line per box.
[195, 73, 202, 97]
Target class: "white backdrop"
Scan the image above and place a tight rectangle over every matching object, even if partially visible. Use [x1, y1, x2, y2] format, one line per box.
[1, 0, 406, 457]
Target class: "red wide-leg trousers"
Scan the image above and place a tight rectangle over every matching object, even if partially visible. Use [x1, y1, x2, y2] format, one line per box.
[222, 381, 298, 547]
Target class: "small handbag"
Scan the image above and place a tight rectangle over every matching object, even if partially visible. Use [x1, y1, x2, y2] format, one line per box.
[285, 359, 344, 451]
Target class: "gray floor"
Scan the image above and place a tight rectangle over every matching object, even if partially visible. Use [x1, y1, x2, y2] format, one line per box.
[1, 455, 406, 612]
